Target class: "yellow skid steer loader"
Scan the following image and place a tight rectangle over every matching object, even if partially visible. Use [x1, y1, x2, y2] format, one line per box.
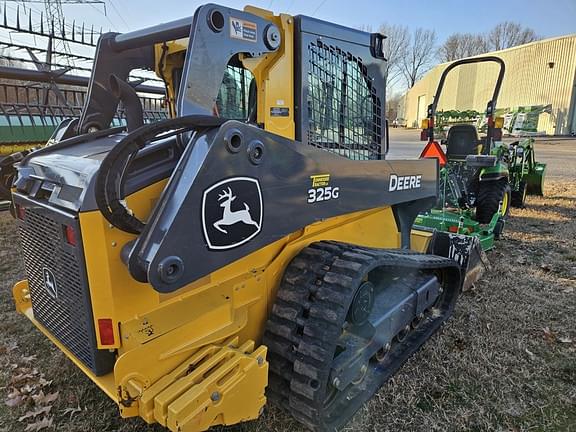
[9, 4, 484, 431]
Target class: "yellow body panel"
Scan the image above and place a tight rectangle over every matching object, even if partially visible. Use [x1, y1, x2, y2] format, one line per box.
[0, 144, 40, 154]
[242, 7, 295, 139]
[154, 39, 189, 118]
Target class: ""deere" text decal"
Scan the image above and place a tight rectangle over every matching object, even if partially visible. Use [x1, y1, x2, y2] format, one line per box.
[389, 174, 422, 192]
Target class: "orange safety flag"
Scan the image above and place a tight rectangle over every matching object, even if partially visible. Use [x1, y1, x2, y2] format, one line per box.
[419, 140, 447, 167]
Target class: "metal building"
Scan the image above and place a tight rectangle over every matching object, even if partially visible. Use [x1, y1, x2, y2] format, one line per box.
[403, 34, 576, 135]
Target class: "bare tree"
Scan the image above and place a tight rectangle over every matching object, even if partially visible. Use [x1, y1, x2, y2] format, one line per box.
[437, 33, 487, 62]
[401, 28, 437, 88]
[485, 22, 539, 51]
[378, 23, 409, 92]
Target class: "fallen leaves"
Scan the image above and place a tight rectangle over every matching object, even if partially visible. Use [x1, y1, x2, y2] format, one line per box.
[5, 388, 25, 408]
[31, 391, 59, 406]
[542, 326, 557, 343]
[18, 406, 52, 422]
[62, 406, 82, 417]
[4, 361, 59, 430]
[541, 326, 574, 345]
[24, 417, 53, 432]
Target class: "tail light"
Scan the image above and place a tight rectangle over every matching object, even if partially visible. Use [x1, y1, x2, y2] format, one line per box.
[63, 224, 77, 246]
[97, 319, 115, 346]
[15, 204, 26, 220]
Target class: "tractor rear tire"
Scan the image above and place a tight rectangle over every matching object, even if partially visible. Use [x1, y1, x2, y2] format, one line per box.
[511, 180, 527, 208]
[476, 180, 511, 224]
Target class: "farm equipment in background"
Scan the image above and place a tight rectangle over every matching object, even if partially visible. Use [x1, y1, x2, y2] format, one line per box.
[0, 6, 168, 201]
[507, 138, 546, 207]
[416, 56, 546, 264]
[8, 5, 486, 431]
[416, 57, 511, 275]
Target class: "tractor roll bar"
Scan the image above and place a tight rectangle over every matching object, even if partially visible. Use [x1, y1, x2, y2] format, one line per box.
[425, 56, 506, 148]
[430, 56, 506, 116]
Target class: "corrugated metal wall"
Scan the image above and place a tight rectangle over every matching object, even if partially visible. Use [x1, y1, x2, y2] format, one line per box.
[403, 35, 576, 135]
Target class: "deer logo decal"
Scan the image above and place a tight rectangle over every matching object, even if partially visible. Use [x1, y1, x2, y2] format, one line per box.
[213, 187, 260, 234]
[202, 177, 263, 250]
[42, 267, 58, 300]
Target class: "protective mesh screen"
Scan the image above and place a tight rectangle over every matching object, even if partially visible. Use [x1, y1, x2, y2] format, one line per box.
[307, 40, 382, 160]
[216, 65, 254, 120]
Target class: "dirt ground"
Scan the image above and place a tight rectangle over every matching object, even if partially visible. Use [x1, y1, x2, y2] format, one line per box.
[0, 180, 574, 432]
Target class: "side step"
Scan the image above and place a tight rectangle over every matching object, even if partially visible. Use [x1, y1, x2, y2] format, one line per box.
[138, 337, 267, 431]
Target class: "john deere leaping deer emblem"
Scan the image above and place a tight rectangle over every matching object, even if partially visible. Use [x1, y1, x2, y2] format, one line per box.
[214, 187, 260, 234]
[202, 177, 263, 250]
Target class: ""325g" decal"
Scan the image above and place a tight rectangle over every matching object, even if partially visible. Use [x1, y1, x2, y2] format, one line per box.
[307, 186, 340, 203]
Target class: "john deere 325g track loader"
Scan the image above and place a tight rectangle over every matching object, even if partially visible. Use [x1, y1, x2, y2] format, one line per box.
[10, 5, 477, 431]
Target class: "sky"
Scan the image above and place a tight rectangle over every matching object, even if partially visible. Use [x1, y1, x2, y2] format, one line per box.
[54, 0, 576, 41]
[1, 0, 574, 93]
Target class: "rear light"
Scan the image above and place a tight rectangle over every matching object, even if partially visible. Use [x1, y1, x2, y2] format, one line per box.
[494, 116, 504, 129]
[63, 224, 77, 246]
[16, 204, 26, 220]
[98, 319, 115, 346]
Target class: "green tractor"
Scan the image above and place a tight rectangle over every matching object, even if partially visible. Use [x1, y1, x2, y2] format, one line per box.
[416, 56, 546, 256]
[415, 56, 511, 253]
[506, 138, 546, 207]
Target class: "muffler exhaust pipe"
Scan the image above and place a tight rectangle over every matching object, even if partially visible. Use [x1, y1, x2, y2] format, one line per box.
[109, 74, 144, 132]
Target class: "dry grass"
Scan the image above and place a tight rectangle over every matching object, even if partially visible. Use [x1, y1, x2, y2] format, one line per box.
[0, 181, 574, 432]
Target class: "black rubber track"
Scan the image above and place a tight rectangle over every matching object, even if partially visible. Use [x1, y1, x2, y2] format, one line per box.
[263, 241, 461, 431]
[475, 179, 511, 224]
[511, 180, 527, 208]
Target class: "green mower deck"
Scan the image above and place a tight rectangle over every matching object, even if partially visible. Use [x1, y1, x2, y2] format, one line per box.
[415, 208, 501, 252]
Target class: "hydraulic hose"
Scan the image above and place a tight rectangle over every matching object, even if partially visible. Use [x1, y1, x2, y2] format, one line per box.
[95, 115, 225, 234]
[109, 74, 144, 132]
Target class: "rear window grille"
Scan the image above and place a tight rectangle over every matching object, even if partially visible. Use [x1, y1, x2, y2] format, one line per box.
[307, 40, 382, 160]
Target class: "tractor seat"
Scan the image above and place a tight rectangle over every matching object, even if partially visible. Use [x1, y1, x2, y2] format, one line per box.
[445, 124, 480, 160]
